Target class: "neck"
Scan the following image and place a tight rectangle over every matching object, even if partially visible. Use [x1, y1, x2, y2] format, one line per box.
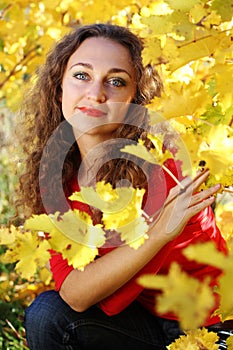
[75, 132, 113, 187]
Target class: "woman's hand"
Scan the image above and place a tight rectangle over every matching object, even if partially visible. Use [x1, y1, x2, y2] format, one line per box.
[59, 169, 220, 312]
[152, 169, 221, 241]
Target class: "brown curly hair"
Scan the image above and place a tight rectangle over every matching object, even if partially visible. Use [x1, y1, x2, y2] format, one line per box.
[17, 23, 163, 217]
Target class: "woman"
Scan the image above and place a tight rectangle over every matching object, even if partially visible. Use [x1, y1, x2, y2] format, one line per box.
[19, 23, 227, 349]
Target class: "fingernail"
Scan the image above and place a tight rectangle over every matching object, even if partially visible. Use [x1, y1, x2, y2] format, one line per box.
[213, 183, 221, 190]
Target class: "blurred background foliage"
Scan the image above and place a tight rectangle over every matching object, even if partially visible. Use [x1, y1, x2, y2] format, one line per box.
[0, 0, 233, 348]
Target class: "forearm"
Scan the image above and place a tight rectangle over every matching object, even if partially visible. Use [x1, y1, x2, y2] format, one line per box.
[59, 170, 219, 312]
[59, 229, 169, 312]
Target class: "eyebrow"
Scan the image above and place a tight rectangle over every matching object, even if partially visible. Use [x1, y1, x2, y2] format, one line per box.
[69, 62, 133, 79]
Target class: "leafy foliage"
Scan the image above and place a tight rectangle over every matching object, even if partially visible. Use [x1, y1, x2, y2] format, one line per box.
[139, 262, 216, 330]
[167, 328, 219, 350]
[0, 0, 233, 348]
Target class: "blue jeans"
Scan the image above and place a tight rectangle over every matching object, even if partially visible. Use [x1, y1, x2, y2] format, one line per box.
[24, 290, 183, 349]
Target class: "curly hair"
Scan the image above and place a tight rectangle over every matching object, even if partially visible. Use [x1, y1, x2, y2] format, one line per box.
[17, 23, 163, 217]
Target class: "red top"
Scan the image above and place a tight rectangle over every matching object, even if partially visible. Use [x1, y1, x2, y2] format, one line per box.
[49, 159, 227, 326]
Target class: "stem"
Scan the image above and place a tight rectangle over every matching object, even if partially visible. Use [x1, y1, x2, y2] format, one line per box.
[0, 46, 40, 89]
[162, 164, 185, 189]
[194, 117, 215, 128]
[0, 4, 13, 19]
[223, 188, 233, 194]
[5, 319, 22, 340]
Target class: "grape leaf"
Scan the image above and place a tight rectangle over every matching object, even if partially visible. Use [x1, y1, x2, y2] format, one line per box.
[183, 241, 233, 321]
[138, 262, 215, 329]
[1, 230, 51, 279]
[0, 225, 17, 245]
[25, 209, 106, 269]
[167, 328, 219, 350]
[211, 0, 233, 21]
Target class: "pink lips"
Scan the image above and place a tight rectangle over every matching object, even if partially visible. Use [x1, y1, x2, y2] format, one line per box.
[78, 106, 107, 117]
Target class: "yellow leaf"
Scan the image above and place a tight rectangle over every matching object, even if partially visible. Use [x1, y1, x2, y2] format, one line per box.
[49, 228, 98, 270]
[183, 241, 227, 270]
[121, 142, 158, 164]
[121, 134, 172, 165]
[226, 335, 233, 350]
[211, 0, 233, 21]
[71, 182, 148, 247]
[183, 241, 233, 321]
[26, 210, 105, 248]
[155, 80, 211, 119]
[199, 125, 233, 179]
[175, 131, 202, 177]
[167, 328, 219, 350]
[165, 0, 202, 12]
[117, 217, 149, 249]
[70, 182, 122, 213]
[190, 4, 207, 24]
[25, 209, 105, 269]
[0, 225, 17, 245]
[101, 188, 145, 229]
[25, 213, 56, 232]
[210, 64, 233, 111]
[215, 202, 233, 241]
[138, 263, 215, 329]
[0, 229, 51, 280]
[70, 182, 146, 231]
[142, 15, 174, 35]
[217, 268, 233, 320]
[142, 36, 162, 66]
[169, 32, 228, 72]
[39, 267, 52, 285]
[54, 209, 105, 247]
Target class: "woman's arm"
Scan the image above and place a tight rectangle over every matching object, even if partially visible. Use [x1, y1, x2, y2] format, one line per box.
[59, 170, 220, 312]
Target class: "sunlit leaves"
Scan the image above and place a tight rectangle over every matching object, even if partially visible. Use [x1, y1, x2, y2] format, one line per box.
[25, 209, 105, 270]
[0, 226, 50, 279]
[138, 262, 215, 330]
[211, 0, 233, 21]
[1, 1, 233, 347]
[167, 328, 219, 350]
[184, 241, 233, 321]
[174, 124, 233, 185]
[70, 182, 149, 248]
[165, 0, 202, 12]
[226, 335, 233, 349]
[210, 64, 233, 111]
[0, 225, 17, 245]
[0, 180, 150, 277]
[121, 134, 172, 164]
[215, 201, 233, 241]
[199, 125, 233, 179]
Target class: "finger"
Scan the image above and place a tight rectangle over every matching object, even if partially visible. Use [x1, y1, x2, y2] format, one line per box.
[186, 195, 216, 218]
[189, 169, 210, 192]
[163, 169, 210, 209]
[189, 183, 221, 207]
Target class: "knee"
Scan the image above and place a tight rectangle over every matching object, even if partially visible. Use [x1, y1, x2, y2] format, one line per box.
[25, 290, 62, 332]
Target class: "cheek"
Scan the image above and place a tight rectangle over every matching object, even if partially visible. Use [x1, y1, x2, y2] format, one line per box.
[109, 103, 130, 122]
[61, 90, 71, 120]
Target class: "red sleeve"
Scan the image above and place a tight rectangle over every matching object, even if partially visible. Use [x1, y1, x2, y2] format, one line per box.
[49, 159, 183, 306]
[98, 241, 174, 315]
[99, 159, 183, 315]
[99, 160, 227, 316]
[49, 250, 74, 291]
[49, 159, 227, 317]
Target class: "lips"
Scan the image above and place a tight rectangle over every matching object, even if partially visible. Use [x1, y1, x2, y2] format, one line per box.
[78, 106, 107, 117]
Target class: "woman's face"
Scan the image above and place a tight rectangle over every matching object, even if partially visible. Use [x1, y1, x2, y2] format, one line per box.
[61, 37, 137, 139]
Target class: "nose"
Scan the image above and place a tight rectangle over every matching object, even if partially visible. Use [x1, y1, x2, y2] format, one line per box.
[86, 81, 107, 103]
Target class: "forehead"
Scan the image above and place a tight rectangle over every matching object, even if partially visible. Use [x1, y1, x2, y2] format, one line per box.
[68, 37, 135, 73]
